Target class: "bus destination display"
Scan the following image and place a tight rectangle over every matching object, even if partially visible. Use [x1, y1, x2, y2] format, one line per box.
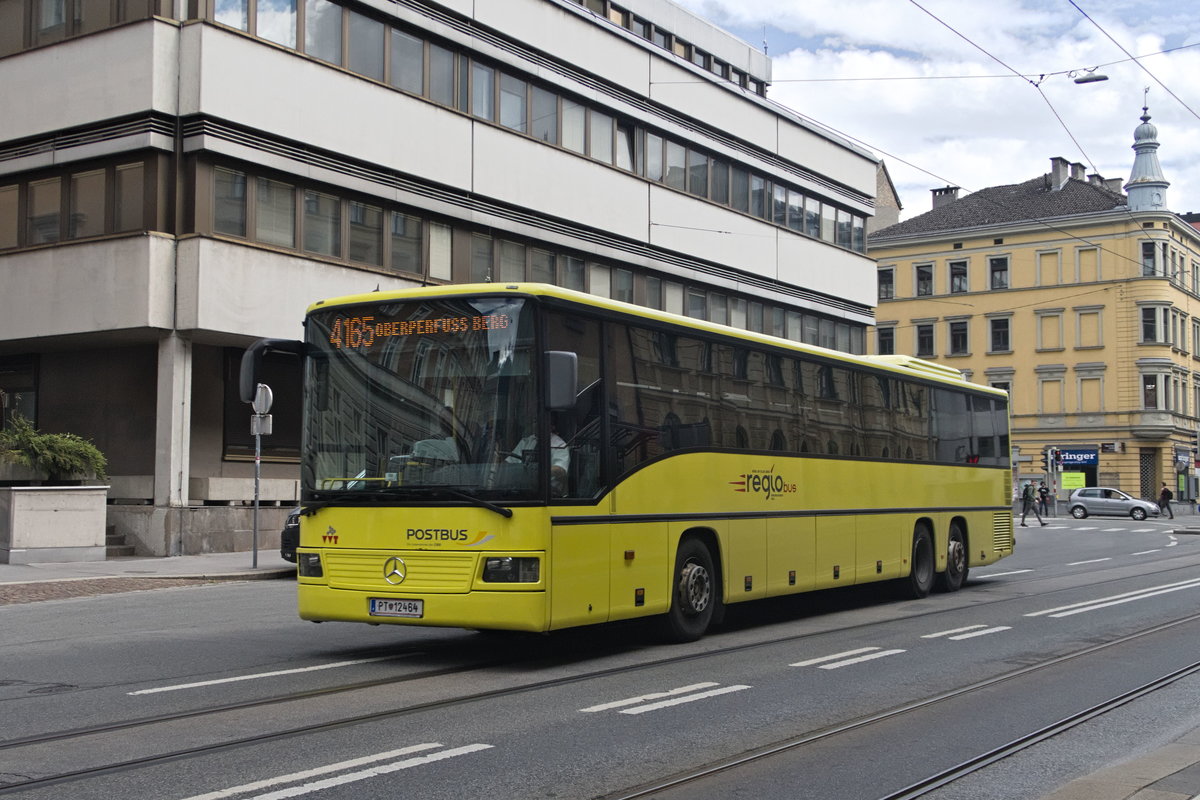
[327, 313, 512, 349]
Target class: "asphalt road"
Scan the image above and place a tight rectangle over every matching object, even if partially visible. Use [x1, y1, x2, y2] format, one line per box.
[3, 515, 1199, 800]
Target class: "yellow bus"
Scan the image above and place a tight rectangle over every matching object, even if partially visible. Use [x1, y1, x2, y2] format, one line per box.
[242, 283, 1013, 642]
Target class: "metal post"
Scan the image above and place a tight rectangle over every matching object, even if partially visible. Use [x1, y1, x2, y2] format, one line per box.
[253, 428, 261, 569]
[250, 383, 273, 569]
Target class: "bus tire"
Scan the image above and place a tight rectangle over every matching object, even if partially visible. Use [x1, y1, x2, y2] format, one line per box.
[661, 537, 717, 643]
[936, 521, 968, 593]
[905, 525, 935, 599]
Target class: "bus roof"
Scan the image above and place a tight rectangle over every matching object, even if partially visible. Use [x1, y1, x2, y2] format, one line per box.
[308, 283, 1007, 397]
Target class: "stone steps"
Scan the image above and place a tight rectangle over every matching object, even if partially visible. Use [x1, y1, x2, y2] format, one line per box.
[105, 526, 136, 559]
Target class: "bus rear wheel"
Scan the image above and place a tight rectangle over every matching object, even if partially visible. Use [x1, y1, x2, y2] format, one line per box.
[904, 525, 935, 599]
[936, 522, 968, 592]
[661, 537, 717, 643]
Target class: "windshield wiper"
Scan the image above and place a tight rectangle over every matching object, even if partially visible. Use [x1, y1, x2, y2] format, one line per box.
[303, 486, 513, 518]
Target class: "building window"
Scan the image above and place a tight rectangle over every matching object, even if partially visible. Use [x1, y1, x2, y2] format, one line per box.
[878, 268, 894, 300]
[1142, 241, 1157, 275]
[948, 320, 968, 355]
[214, 168, 247, 238]
[347, 201, 382, 265]
[255, 177, 295, 247]
[989, 317, 1010, 352]
[1143, 375, 1159, 409]
[390, 212, 423, 274]
[0, 356, 38, 430]
[989, 256, 1009, 289]
[949, 260, 968, 293]
[877, 327, 894, 355]
[304, 0, 342, 65]
[915, 264, 933, 296]
[916, 324, 934, 357]
[990, 380, 1011, 394]
[302, 190, 341, 257]
[1141, 306, 1165, 343]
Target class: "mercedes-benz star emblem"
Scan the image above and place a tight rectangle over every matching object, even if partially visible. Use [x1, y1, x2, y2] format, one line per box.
[383, 556, 407, 585]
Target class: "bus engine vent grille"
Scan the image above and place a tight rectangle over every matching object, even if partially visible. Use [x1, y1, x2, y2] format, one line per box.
[992, 513, 1015, 552]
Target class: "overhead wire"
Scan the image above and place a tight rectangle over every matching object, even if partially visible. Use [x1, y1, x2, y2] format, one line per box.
[1068, 0, 1200, 123]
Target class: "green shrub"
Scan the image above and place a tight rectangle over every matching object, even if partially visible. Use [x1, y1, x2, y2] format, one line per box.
[0, 414, 108, 481]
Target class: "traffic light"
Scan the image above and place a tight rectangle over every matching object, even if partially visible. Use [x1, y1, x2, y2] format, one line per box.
[1040, 450, 1051, 472]
[1053, 449, 1062, 466]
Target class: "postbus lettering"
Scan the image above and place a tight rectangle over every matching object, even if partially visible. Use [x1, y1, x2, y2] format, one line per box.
[406, 528, 470, 541]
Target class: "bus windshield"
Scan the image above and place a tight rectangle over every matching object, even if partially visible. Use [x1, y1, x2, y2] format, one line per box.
[304, 296, 540, 502]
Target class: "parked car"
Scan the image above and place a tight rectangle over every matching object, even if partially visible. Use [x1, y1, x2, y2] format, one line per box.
[280, 506, 300, 563]
[1067, 487, 1160, 520]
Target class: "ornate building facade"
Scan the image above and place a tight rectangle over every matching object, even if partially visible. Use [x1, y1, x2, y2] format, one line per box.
[869, 109, 1200, 503]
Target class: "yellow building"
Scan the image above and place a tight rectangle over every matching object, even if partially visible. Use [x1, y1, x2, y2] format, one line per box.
[868, 110, 1200, 505]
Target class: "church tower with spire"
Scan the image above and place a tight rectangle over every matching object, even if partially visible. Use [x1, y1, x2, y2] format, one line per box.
[1125, 103, 1169, 212]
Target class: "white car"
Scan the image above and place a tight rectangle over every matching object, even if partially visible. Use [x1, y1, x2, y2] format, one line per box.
[1067, 488, 1161, 521]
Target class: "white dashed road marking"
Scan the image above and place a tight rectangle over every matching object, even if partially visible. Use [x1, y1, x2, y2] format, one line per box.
[1027, 577, 1200, 618]
[179, 744, 493, 800]
[581, 683, 751, 715]
[791, 647, 906, 670]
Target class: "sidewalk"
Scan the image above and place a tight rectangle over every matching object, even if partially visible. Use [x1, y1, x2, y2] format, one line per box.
[0, 550, 294, 587]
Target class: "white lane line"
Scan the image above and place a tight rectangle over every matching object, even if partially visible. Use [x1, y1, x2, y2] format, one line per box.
[923, 625, 986, 639]
[127, 655, 406, 695]
[1075, 527, 1098, 530]
[177, 744, 450, 800]
[948, 626, 1012, 640]
[817, 649, 906, 670]
[790, 647, 881, 667]
[1132, 528, 1154, 533]
[619, 684, 751, 715]
[975, 569, 1033, 578]
[1067, 558, 1112, 566]
[1102, 528, 1124, 532]
[580, 683, 719, 713]
[1026, 577, 1200, 618]
[1132, 549, 1162, 555]
[247, 744, 494, 799]
[1167, 536, 1179, 548]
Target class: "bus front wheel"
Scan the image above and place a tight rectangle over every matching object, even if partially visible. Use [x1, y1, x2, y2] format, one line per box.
[936, 522, 968, 592]
[661, 537, 717, 643]
[905, 525, 935, 599]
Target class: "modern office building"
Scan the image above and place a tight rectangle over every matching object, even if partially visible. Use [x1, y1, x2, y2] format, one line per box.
[0, 0, 879, 554]
[869, 108, 1200, 503]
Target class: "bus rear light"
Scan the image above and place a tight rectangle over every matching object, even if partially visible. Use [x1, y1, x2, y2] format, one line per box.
[482, 557, 540, 583]
[298, 552, 324, 577]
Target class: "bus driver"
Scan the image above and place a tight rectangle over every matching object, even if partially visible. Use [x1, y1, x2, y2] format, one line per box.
[507, 427, 569, 495]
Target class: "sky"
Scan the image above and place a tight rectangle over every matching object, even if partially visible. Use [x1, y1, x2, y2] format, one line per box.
[671, 0, 1200, 221]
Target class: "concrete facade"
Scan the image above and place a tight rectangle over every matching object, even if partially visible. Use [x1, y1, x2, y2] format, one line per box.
[0, 0, 879, 554]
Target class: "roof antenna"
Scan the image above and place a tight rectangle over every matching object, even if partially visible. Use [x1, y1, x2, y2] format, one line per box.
[762, 26, 768, 55]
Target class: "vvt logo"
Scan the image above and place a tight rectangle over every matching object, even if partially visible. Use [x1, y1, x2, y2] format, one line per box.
[730, 467, 797, 500]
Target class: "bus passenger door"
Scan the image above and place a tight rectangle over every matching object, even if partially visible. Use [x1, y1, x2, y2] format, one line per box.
[549, 522, 610, 630]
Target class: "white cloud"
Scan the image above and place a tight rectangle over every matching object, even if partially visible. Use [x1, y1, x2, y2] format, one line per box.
[672, 0, 1200, 217]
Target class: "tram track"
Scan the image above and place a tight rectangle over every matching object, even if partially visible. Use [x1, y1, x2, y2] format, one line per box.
[4, 557, 1200, 796]
[597, 611, 1200, 800]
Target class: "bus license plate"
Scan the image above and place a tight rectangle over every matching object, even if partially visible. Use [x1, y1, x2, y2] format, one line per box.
[369, 598, 424, 618]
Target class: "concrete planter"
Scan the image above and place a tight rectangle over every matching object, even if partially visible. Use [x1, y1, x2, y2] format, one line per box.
[0, 485, 110, 564]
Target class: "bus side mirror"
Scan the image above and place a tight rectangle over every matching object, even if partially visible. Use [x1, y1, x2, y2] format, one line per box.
[545, 351, 578, 411]
[240, 338, 304, 403]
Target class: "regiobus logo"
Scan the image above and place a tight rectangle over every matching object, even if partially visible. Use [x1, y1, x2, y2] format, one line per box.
[730, 467, 797, 500]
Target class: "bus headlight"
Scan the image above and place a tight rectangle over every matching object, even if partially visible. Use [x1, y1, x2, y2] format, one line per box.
[298, 552, 324, 577]
[482, 556, 540, 583]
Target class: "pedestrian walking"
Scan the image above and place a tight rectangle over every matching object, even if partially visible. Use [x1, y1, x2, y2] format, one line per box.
[1020, 481, 1046, 527]
[1159, 483, 1174, 519]
[1037, 481, 1049, 516]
